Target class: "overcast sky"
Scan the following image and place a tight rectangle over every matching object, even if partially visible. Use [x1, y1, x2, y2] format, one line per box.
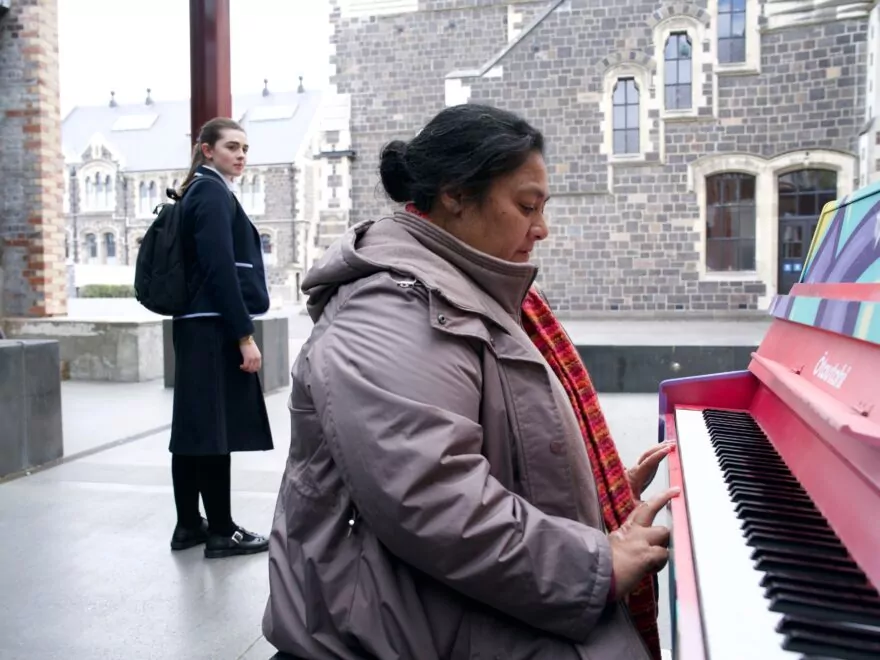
[58, 0, 331, 116]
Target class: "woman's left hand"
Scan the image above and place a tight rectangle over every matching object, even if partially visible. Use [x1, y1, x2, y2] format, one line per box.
[626, 441, 676, 501]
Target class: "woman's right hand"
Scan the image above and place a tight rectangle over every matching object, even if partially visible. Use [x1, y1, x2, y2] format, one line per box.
[239, 338, 262, 373]
[608, 487, 679, 599]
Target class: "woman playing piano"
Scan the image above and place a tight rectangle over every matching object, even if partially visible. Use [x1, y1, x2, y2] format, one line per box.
[262, 104, 679, 660]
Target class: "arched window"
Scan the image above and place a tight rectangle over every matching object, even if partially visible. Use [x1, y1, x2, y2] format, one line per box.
[664, 32, 692, 110]
[85, 177, 94, 209]
[139, 182, 148, 216]
[104, 175, 113, 209]
[705, 173, 756, 271]
[85, 233, 98, 261]
[612, 78, 640, 155]
[260, 233, 273, 254]
[148, 181, 158, 212]
[93, 176, 103, 208]
[104, 232, 116, 261]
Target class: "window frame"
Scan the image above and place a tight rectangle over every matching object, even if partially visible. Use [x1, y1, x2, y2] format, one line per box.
[84, 233, 98, 261]
[611, 77, 641, 157]
[689, 151, 856, 304]
[601, 63, 652, 163]
[709, 0, 761, 75]
[653, 15, 706, 119]
[705, 172, 758, 273]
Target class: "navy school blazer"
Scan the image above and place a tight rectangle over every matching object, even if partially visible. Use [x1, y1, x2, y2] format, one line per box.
[176, 166, 270, 340]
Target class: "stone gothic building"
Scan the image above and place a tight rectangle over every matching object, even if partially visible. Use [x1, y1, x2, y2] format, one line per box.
[60, 83, 354, 302]
[330, 0, 880, 315]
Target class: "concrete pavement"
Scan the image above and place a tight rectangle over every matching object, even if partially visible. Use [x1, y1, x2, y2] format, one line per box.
[0, 378, 673, 660]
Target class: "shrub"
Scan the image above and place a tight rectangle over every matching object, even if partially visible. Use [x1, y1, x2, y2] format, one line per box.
[79, 284, 135, 298]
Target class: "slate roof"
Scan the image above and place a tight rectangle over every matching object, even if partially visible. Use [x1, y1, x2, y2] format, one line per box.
[62, 89, 324, 173]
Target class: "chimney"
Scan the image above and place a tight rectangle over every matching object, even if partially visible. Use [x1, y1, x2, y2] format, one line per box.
[109, 91, 117, 108]
[262, 78, 270, 97]
[297, 76, 304, 94]
[145, 88, 153, 106]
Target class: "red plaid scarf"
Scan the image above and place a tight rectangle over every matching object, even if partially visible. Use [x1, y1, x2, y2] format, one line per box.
[403, 205, 660, 657]
[521, 288, 661, 659]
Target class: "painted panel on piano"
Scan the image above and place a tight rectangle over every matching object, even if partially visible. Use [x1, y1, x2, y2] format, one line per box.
[770, 178, 880, 345]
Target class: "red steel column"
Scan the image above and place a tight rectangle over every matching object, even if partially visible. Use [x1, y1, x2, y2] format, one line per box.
[189, 0, 232, 146]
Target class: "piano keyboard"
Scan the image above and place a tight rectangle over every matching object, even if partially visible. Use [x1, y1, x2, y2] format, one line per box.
[674, 408, 880, 660]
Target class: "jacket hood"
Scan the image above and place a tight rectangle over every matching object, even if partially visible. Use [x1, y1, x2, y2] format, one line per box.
[301, 212, 538, 323]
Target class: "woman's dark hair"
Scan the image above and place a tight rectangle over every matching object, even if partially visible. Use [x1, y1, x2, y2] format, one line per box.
[177, 117, 245, 196]
[379, 104, 544, 213]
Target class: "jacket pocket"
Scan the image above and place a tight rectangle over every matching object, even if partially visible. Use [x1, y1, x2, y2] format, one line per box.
[236, 265, 270, 315]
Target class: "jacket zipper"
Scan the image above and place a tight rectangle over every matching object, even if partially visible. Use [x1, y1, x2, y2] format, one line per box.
[346, 504, 360, 537]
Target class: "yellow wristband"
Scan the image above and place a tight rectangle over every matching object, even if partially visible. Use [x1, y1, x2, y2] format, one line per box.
[239, 335, 255, 346]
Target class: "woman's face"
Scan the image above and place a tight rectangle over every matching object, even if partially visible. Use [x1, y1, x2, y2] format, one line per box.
[202, 128, 249, 179]
[439, 151, 550, 263]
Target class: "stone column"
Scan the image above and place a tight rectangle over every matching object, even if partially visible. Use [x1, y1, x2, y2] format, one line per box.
[189, 0, 232, 146]
[0, 0, 66, 318]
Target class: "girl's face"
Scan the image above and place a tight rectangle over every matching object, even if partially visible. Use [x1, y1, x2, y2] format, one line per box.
[202, 129, 249, 179]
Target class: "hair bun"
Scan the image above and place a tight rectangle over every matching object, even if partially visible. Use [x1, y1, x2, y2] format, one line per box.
[379, 140, 413, 203]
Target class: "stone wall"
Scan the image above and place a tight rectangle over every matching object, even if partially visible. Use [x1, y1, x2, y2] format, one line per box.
[330, 0, 868, 315]
[0, 0, 66, 318]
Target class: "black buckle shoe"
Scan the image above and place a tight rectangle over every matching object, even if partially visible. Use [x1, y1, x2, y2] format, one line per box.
[204, 526, 269, 559]
[170, 517, 209, 551]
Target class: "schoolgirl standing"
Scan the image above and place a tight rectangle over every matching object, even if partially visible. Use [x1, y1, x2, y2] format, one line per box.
[167, 117, 273, 558]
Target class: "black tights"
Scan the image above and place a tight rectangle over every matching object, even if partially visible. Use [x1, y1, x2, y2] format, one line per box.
[172, 454, 236, 535]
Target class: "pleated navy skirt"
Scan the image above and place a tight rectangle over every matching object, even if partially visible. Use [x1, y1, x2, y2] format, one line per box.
[169, 316, 274, 455]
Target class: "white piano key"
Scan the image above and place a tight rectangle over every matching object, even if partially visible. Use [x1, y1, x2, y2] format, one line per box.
[674, 408, 797, 660]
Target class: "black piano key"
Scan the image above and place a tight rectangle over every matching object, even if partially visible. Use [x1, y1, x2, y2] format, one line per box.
[754, 556, 870, 587]
[777, 615, 880, 659]
[722, 466, 803, 487]
[743, 520, 841, 544]
[745, 530, 849, 559]
[730, 489, 818, 510]
[701, 408, 880, 660]
[736, 502, 829, 525]
[730, 481, 812, 499]
[718, 456, 799, 477]
[761, 574, 880, 601]
[767, 586, 880, 626]
[752, 547, 861, 570]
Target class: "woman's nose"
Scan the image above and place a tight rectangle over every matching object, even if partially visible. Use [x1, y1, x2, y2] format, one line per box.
[531, 215, 549, 241]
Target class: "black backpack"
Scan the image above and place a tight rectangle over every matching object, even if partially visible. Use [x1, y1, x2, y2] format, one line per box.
[134, 177, 235, 316]
[133, 181, 201, 316]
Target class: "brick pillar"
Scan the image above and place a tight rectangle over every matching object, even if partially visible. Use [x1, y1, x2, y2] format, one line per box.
[189, 0, 232, 146]
[0, 0, 66, 318]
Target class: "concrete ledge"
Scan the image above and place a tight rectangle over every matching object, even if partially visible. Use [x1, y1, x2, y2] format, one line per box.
[0, 339, 64, 478]
[163, 314, 291, 393]
[577, 344, 758, 393]
[3, 317, 163, 382]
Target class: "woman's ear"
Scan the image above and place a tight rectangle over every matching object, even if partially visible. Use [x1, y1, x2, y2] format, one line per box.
[439, 189, 463, 216]
[200, 142, 213, 161]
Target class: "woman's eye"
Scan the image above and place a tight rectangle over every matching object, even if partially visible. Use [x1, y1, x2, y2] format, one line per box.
[521, 205, 536, 214]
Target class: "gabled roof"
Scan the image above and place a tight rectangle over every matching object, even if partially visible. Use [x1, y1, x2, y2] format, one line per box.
[62, 89, 323, 172]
